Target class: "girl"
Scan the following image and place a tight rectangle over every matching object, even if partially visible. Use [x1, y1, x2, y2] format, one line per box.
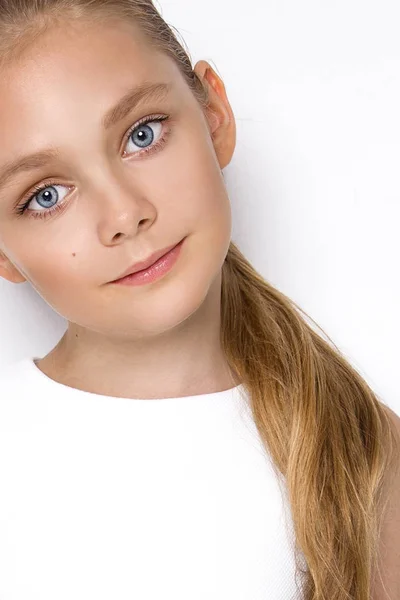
[0, 1, 398, 598]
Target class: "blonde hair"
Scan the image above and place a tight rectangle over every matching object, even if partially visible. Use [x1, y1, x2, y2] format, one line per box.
[1, 1, 398, 598]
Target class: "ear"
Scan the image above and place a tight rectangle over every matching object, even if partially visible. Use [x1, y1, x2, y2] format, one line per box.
[193, 60, 237, 170]
[0, 251, 27, 284]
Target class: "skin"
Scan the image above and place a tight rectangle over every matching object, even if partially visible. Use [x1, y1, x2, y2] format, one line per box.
[0, 16, 399, 596]
[0, 17, 238, 399]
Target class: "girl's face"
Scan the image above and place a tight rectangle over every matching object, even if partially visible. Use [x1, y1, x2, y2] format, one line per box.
[0, 18, 236, 337]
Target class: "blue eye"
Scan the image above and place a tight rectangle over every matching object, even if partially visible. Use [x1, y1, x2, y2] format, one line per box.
[124, 116, 169, 156]
[129, 123, 157, 148]
[32, 186, 62, 209]
[16, 183, 70, 220]
[15, 114, 171, 220]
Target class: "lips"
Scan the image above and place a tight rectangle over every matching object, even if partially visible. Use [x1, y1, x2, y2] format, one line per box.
[111, 239, 183, 282]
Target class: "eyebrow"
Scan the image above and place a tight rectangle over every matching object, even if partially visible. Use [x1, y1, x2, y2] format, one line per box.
[0, 81, 172, 193]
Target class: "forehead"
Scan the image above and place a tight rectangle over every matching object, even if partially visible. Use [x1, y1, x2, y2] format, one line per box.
[0, 18, 186, 165]
[1, 16, 168, 78]
[0, 18, 182, 125]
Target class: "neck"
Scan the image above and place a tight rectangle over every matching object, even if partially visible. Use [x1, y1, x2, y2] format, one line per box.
[35, 275, 239, 399]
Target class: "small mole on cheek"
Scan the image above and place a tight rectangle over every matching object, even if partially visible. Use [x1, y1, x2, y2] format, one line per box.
[72, 253, 76, 257]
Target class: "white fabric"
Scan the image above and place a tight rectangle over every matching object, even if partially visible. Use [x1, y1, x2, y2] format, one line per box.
[0, 357, 306, 599]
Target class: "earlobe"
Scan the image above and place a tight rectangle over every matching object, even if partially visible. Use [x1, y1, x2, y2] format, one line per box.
[0, 253, 27, 284]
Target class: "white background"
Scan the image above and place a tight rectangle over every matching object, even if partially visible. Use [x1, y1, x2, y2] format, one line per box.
[0, 0, 399, 415]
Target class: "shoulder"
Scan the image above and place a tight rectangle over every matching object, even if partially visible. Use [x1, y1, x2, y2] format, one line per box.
[371, 403, 400, 599]
[0, 358, 37, 405]
[0, 358, 50, 433]
[0, 359, 28, 384]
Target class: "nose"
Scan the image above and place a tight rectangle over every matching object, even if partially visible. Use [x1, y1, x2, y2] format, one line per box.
[93, 177, 157, 246]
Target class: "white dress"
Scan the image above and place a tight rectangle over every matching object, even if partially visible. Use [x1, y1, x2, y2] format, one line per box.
[0, 357, 307, 599]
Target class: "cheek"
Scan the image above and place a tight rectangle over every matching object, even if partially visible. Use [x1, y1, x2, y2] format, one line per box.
[161, 130, 231, 225]
[187, 161, 232, 242]
[14, 244, 85, 298]
[23, 251, 95, 323]
[3, 123, 232, 321]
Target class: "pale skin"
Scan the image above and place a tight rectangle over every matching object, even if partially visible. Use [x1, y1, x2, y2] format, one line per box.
[0, 17, 238, 400]
[0, 15, 398, 598]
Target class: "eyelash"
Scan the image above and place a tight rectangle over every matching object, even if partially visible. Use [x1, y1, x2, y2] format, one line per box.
[15, 114, 171, 220]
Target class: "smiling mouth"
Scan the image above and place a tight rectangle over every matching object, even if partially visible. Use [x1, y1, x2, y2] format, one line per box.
[110, 239, 184, 283]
